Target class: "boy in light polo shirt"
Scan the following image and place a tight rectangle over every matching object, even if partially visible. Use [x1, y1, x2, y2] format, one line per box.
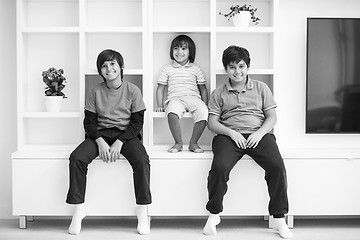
[203, 46, 293, 238]
[66, 49, 151, 235]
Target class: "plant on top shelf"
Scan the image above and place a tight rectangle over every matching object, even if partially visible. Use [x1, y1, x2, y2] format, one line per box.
[42, 67, 67, 98]
[219, 4, 260, 25]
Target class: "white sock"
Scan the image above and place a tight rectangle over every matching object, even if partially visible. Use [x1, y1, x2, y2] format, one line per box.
[203, 213, 221, 235]
[273, 217, 293, 239]
[68, 203, 86, 235]
[136, 205, 150, 235]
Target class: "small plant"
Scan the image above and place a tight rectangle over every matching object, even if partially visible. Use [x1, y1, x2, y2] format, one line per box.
[42, 67, 67, 98]
[219, 4, 260, 25]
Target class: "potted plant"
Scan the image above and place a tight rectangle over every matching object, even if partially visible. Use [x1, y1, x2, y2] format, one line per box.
[42, 67, 67, 112]
[219, 4, 260, 27]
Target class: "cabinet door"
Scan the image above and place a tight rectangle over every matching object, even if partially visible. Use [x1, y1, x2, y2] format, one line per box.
[149, 158, 268, 216]
[12, 159, 137, 216]
[286, 159, 360, 215]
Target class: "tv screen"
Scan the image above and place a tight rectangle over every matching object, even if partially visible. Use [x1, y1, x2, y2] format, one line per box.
[306, 18, 360, 133]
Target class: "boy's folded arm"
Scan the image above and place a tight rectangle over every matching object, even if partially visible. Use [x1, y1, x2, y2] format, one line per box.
[83, 109, 102, 140]
[117, 110, 145, 143]
[208, 114, 235, 137]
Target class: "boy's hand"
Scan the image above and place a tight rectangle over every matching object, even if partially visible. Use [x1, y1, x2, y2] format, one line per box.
[109, 139, 123, 162]
[230, 131, 247, 149]
[246, 132, 264, 148]
[95, 137, 111, 162]
[155, 107, 165, 112]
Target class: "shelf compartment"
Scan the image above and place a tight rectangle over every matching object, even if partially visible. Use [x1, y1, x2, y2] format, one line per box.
[216, 0, 274, 27]
[216, 32, 274, 70]
[20, 0, 79, 28]
[152, 32, 211, 110]
[23, 118, 82, 145]
[20, 33, 80, 112]
[85, 33, 143, 72]
[85, 0, 143, 28]
[153, 0, 210, 28]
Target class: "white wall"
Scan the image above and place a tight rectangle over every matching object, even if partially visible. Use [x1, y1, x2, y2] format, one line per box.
[276, 0, 360, 150]
[0, 0, 16, 219]
[1, 0, 360, 219]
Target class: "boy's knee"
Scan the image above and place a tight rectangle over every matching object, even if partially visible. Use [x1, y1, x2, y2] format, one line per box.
[193, 106, 208, 122]
[210, 160, 231, 176]
[69, 151, 87, 170]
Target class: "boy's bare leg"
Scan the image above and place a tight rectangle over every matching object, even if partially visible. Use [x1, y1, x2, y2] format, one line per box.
[136, 205, 150, 235]
[168, 113, 183, 153]
[68, 203, 86, 235]
[273, 217, 293, 238]
[189, 120, 206, 153]
[203, 213, 221, 235]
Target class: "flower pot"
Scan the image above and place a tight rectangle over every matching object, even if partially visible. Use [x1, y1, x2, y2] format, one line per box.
[232, 11, 251, 27]
[45, 96, 63, 112]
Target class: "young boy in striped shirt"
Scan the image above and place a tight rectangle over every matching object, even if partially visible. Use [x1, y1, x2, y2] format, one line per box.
[156, 35, 208, 153]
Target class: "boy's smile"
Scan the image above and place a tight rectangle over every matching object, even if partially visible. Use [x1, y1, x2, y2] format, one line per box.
[226, 60, 249, 84]
[101, 60, 121, 81]
[173, 43, 190, 66]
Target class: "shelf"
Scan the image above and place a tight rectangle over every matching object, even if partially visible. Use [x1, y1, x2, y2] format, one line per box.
[152, 27, 211, 33]
[21, 27, 80, 33]
[84, 27, 144, 33]
[22, 112, 81, 118]
[12, 145, 77, 157]
[215, 27, 274, 33]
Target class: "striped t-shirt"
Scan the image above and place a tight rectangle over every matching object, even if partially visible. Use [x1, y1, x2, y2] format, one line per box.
[157, 61, 206, 103]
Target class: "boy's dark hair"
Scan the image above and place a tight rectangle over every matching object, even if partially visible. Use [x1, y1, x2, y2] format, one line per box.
[96, 49, 124, 82]
[222, 45, 251, 69]
[170, 35, 196, 63]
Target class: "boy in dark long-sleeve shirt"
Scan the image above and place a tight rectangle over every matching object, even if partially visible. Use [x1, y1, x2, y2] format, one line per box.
[66, 49, 151, 235]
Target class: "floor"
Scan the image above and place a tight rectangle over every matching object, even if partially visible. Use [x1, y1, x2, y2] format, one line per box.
[1, 217, 360, 240]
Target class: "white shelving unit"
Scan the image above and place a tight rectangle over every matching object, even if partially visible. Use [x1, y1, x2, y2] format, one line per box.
[15, 0, 322, 229]
[14, 0, 277, 152]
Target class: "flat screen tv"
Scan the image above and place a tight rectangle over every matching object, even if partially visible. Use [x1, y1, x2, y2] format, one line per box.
[306, 18, 360, 133]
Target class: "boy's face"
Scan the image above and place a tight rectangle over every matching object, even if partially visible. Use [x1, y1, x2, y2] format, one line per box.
[172, 43, 190, 66]
[226, 60, 249, 84]
[100, 59, 121, 81]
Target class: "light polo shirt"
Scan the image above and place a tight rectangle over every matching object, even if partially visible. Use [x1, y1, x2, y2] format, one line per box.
[85, 81, 145, 131]
[157, 60, 206, 103]
[208, 77, 276, 133]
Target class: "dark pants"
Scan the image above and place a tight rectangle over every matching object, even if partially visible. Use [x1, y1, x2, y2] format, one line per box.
[206, 133, 288, 217]
[66, 128, 152, 205]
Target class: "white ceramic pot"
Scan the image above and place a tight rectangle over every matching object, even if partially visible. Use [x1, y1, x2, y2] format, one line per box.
[45, 96, 63, 112]
[232, 11, 251, 27]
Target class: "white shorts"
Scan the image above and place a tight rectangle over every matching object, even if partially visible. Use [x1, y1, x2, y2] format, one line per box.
[165, 96, 208, 122]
